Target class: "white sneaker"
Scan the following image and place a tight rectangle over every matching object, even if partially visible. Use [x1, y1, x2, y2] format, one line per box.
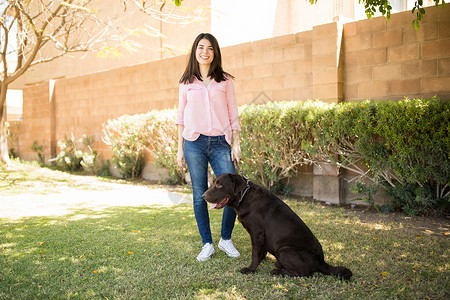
[197, 243, 215, 262]
[218, 238, 240, 258]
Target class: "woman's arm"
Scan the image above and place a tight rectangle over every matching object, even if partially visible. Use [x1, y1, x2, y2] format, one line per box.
[231, 129, 241, 163]
[177, 125, 186, 168]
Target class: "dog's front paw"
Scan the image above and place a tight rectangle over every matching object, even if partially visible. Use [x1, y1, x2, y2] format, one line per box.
[240, 267, 255, 274]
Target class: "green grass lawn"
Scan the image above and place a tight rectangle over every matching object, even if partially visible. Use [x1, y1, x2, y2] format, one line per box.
[1, 162, 449, 299]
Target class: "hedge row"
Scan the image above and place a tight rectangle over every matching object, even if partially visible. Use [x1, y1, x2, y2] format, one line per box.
[103, 98, 449, 215]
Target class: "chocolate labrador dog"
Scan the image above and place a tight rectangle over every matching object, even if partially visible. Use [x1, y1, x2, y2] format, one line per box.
[203, 173, 352, 280]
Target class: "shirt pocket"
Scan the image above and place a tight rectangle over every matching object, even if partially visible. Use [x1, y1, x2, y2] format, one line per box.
[211, 83, 227, 104]
[186, 87, 203, 102]
[215, 82, 227, 93]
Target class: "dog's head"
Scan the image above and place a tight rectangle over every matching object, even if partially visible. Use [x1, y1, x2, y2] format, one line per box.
[202, 173, 248, 209]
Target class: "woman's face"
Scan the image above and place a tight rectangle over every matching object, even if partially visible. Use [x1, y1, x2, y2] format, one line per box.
[195, 38, 214, 67]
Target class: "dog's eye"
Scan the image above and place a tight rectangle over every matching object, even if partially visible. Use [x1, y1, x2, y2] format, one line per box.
[216, 183, 222, 188]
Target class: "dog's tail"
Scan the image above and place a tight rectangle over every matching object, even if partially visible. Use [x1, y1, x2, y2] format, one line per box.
[318, 262, 352, 280]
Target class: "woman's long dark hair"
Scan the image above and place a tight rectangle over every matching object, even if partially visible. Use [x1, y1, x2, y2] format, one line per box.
[179, 33, 234, 84]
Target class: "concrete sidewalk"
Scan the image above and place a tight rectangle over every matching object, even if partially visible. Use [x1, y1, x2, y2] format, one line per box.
[0, 186, 192, 219]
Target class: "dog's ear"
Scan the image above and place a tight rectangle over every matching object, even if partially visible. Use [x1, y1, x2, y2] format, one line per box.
[231, 174, 247, 195]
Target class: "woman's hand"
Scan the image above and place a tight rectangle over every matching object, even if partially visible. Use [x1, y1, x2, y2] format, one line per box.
[231, 143, 241, 163]
[231, 130, 241, 163]
[177, 149, 186, 168]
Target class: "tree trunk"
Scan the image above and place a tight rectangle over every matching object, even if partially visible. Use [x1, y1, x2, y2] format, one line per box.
[0, 86, 13, 167]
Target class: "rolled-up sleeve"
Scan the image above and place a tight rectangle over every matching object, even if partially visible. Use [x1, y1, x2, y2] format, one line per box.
[226, 78, 241, 131]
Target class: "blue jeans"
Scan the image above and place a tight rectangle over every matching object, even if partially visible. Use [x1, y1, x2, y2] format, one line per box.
[184, 134, 237, 245]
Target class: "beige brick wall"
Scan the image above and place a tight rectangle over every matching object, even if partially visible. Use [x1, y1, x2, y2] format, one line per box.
[343, 5, 450, 101]
[19, 82, 52, 161]
[223, 30, 314, 105]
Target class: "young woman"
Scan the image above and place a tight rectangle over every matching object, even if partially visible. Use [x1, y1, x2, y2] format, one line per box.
[176, 33, 241, 262]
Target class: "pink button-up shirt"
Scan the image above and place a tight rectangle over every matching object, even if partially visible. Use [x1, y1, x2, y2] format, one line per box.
[176, 77, 240, 145]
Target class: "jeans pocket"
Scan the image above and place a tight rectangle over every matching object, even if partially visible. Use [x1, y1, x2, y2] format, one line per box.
[218, 136, 230, 147]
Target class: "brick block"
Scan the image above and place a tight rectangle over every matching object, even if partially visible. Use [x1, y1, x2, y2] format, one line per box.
[372, 30, 403, 48]
[294, 87, 314, 100]
[345, 52, 358, 67]
[388, 44, 419, 62]
[221, 46, 237, 59]
[359, 48, 387, 66]
[294, 59, 312, 72]
[224, 55, 244, 69]
[438, 57, 450, 76]
[313, 22, 338, 40]
[343, 22, 357, 37]
[313, 53, 338, 68]
[252, 64, 273, 78]
[273, 61, 296, 75]
[387, 11, 415, 30]
[234, 67, 253, 78]
[440, 21, 450, 39]
[232, 42, 253, 55]
[388, 79, 420, 96]
[252, 38, 273, 51]
[344, 83, 358, 99]
[262, 49, 284, 64]
[290, 173, 313, 198]
[346, 66, 373, 83]
[313, 175, 341, 204]
[358, 81, 387, 99]
[402, 60, 437, 78]
[313, 38, 339, 56]
[344, 33, 372, 52]
[285, 73, 312, 88]
[313, 82, 340, 101]
[243, 78, 263, 93]
[243, 52, 263, 67]
[273, 34, 295, 49]
[284, 45, 311, 60]
[403, 22, 438, 43]
[373, 64, 402, 80]
[371, 17, 388, 32]
[295, 30, 313, 45]
[237, 92, 254, 105]
[422, 39, 450, 59]
[272, 88, 295, 101]
[313, 69, 338, 85]
[263, 76, 285, 90]
[421, 76, 450, 93]
[357, 17, 387, 34]
[422, 4, 450, 23]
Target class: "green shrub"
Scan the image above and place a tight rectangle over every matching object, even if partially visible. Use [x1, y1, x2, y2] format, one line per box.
[103, 98, 448, 215]
[146, 109, 185, 185]
[306, 98, 449, 215]
[103, 115, 149, 178]
[54, 135, 82, 171]
[53, 134, 102, 174]
[239, 101, 325, 191]
[103, 110, 185, 182]
[30, 140, 45, 165]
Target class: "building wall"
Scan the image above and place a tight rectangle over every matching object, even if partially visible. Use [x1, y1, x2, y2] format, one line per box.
[11, 5, 450, 204]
